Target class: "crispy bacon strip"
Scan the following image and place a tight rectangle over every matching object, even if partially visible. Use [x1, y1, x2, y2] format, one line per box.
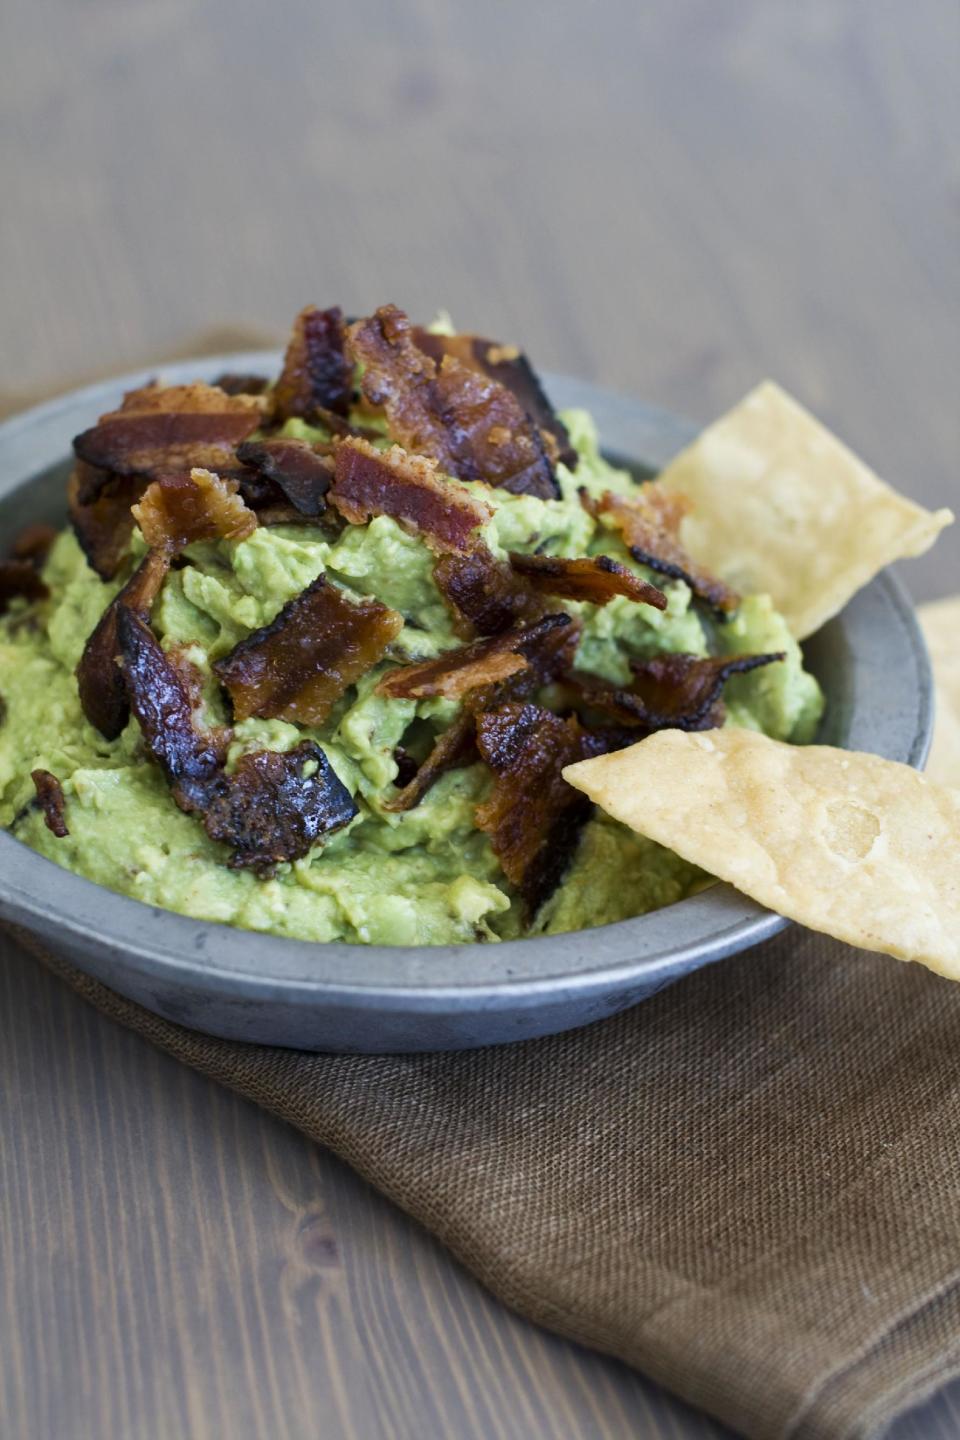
[413, 328, 577, 469]
[31, 769, 69, 837]
[508, 552, 667, 609]
[576, 651, 785, 733]
[132, 468, 257, 552]
[237, 439, 333, 517]
[383, 615, 581, 811]
[377, 613, 572, 701]
[214, 575, 403, 726]
[12, 524, 57, 568]
[272, 306, 353, 421]
[117, 611, 356, 869]
[594, 487, 739, 614]
[349, 305, 560, 499]
[200, 742, 358, 874]
[384, 712, 479, 812]
[212, 372, 270, 396]
[329, 436, 492, 551]
[475, 702, 594, 917]
[76, 549, 170, 739]
[73, 382, 264, 481]
[433, 547, 543, 636]
[67, 466, 143, 579]
[0, 561, 48, 614]
[116, 607, 224, 802]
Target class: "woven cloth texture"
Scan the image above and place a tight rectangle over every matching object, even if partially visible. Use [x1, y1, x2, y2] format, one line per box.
[15, 925, 960, 1440]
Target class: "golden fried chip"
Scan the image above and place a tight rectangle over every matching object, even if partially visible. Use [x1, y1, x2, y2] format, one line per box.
[655, 382, 953, 639]
[564, 728, 960, 978]
[920, 597, 960, 790]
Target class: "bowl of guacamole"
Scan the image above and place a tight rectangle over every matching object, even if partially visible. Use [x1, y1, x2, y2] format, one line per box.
[0, 308, 932, 1051]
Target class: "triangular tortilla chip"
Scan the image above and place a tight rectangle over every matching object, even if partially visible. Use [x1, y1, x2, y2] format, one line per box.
[655, 381, 953, 639]
[564, 728, 960, 978]
[920, 596, 960, 790]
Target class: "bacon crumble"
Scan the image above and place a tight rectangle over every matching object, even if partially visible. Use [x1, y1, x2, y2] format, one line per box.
[236, 438, 333, 518]
[132, 468, 258, 552]
[384, 713, 479, 812]
[377, 613, 571, 701]
[329, 436, 492, 551]
[73, 382, 264, 480]
[433, 547, 544, 636]
[413, 328, 577, 470]
[214, 575, 404, 726]
[272, 305, 353, 421]
[508, 552, 668, 609]
[76, 549, 171, 739]
[116, 607, 224, 802]
[200, 742, 358, 874]
[348, 305, 560, 499]
[0, 561, 49, 614]
[594, 487, 739, 614]
[31, 769, 69, 837]
[68, 467, 144, 579]
[383, 615, 581, 811]
[576, 651, 786, 733]
[116, 609, 355, 870]
[12, 524, 57, 568]
[212, 372, 270, 396]
[475, 702, 595, 917]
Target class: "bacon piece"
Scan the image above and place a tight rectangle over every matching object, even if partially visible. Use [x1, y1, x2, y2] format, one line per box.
[76, 549, 170, 739]
[508, 552, 667, 609]
[595, 487, 739, 614]
[377, 613, 572, 701]
[348, 305, 560, 499]
[328, 436, 492, 552]
[433, 547, 543, 636]
[384, 712, 478, 812]
[73, 382, 264, 480]
[200, 741, 357, 874]
[214, 575, 403, 726]
[117, 609, 355, 870]
[12, 524, 57, 568]
[414, 328, 577, 469]
[383, 615, 582, 811]
[67, 466, 143, 580]
[236, 439, 333, 518]
[273, 306, 353, 421]
[212, 372, 270, 396]
[132, 468, 257, 552]
[0, 561, 48, 614]
[116, 607, 224, 804]
[31, 769, 69, 837]
[374, 610, 569, 699]
[309, 406, 381, 441]
[576, 651, 785, 733]
[475, 702, 595, 917]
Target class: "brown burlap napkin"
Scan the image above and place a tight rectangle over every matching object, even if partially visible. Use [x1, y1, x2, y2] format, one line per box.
[14, 925, 960, 1440]
[4, 362, 959, 1439]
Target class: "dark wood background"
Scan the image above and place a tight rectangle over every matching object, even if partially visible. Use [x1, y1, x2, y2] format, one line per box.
[1, 2, 957, 1436]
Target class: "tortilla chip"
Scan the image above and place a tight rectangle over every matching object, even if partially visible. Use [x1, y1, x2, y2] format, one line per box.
[920, 597, 960, 790]
[655, 381, 953, 639]
[564, 728, 960, 978]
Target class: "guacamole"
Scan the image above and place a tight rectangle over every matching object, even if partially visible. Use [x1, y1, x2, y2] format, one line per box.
[0, 395, 824, 946]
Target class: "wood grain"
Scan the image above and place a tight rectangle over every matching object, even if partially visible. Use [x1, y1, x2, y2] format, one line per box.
[1, 1, 957, 1436]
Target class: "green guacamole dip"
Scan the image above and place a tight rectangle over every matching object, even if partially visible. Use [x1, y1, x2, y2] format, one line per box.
[0, 409, 823, 945]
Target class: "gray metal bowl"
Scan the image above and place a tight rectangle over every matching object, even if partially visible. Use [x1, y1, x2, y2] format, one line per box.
[0, 357, 934, 1051]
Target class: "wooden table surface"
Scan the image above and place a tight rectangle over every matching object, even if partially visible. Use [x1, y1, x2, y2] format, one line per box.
[1, 3, 958, 1437]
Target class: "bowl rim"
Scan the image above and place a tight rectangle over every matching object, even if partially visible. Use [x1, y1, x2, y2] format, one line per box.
[0, 356, 933, 1010]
